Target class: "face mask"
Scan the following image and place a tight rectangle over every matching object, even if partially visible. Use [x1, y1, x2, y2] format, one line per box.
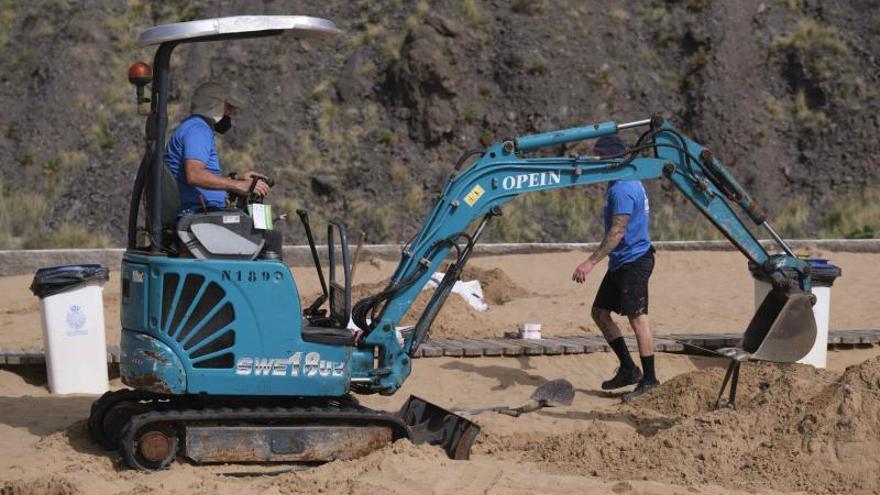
[214, 115, 232, 134]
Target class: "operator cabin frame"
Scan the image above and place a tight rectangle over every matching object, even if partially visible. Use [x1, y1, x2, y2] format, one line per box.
[127, 16, 342, 253]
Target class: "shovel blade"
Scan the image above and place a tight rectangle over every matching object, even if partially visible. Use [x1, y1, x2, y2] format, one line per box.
[530, 379, 575, 407]
[741, 290, 817, 363]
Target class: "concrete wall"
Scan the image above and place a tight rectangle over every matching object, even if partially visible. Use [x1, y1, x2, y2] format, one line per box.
[0, 239, 877, 277]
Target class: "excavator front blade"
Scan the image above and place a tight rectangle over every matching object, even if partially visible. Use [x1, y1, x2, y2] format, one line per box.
[741, 289, 817, 363]
[398, 395, 481, 460]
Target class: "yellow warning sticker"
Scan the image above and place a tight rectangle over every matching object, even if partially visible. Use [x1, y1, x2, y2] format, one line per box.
[463, 184, 485, 207]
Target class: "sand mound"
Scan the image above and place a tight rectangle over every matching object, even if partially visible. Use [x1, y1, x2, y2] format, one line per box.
[0, 476, 81, 495]
[460, 266, 529, 305]
[345, 265, 529, 338]
[503, 358, 880, 494]
[399, 289, 498, 338]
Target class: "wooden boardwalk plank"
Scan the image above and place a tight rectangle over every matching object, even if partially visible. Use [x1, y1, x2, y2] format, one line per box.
[654, 338, 685, 352]
[472, 338, 526, 357]
[536, 338, 565, 355]
[453, 338, 488, 357]
[458, 338, 503, 357]
[4, 350, 23, 365]
[545, 336, 592, 353]
[418, 342, 443, 358]
[500, 337, 546, 356]
[539, 337, 584, 354]
[430, 338, 466, 357]
[1, 329, 879, 366]
[555, 335, 608, 353]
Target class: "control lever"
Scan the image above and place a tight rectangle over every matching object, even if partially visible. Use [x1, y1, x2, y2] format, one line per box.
[297, 209, 329, 319]
[230, 173, 275, 209]
[246, 176, 275, 205]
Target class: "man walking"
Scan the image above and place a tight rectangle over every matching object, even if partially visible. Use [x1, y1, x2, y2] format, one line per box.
[572, 135, 658, 401]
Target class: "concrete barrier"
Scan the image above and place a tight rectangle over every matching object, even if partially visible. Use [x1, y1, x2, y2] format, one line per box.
[0, 239, 877, 277]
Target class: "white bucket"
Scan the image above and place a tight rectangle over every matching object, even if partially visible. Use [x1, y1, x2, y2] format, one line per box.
[39, 280, 109, 394]
[753, 281, 830, 368]
[519, 323, 542, 340]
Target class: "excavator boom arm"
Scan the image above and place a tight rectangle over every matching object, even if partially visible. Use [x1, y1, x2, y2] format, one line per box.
[353, 117, 812, 394]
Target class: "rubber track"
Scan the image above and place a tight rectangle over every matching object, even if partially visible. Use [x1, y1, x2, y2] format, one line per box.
[119, 400, 411, 470]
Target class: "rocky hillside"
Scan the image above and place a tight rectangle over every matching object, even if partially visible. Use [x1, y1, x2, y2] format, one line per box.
[0, 0, 877, 248]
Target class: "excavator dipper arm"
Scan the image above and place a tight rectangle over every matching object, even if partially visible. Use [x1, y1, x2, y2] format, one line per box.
[351, 116, 814, 394]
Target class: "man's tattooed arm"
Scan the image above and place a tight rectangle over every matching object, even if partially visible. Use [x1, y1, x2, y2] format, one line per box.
[588, 214, 630, 264]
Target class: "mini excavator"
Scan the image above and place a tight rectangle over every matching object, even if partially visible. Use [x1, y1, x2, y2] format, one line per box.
[88, 15, 817, 470]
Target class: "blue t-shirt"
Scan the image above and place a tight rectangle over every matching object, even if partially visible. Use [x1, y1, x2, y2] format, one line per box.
[604, 180, 652, 271]
[164, 116, 226, 213]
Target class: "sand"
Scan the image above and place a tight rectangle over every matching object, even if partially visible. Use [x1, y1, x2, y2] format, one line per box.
[1, 250, 879, 493]
[2, 348, 880, 494]
[3, 250, 878, 347]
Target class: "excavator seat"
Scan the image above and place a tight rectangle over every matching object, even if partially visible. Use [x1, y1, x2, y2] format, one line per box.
[146, 163, 270, 259]
[177, 211, 265, 260]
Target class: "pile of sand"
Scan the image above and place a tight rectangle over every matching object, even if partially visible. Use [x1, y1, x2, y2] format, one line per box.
[347, 265, 531, 338]
[498, 357, 880, 494]
[460, 266, 530, 305]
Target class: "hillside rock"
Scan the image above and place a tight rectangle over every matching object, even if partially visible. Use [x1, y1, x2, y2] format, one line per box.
[0, 0, 876, 247]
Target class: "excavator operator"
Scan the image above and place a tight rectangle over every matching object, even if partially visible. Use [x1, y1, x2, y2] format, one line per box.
[165, 81, 282, 257]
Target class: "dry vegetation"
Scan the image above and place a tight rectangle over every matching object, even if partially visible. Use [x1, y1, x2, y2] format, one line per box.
[0, 0, 875, 247]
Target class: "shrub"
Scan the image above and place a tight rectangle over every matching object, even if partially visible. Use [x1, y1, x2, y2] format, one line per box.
[461, 0, 484, 26]
[22, 223, 112, 249]
[820, 187, 880, 239]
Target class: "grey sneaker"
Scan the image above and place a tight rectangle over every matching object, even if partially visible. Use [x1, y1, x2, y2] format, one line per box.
[601, 366, 643, 390]
[622, 378, 661, 402]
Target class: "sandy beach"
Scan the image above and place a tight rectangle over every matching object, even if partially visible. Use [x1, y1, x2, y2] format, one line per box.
[1, 250, 878, 494]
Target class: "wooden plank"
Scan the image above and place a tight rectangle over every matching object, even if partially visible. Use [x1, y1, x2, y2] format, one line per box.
[469, 337, 525, 357]
[430, 338, 465, 357]
[458, 338, 502, 357]
[539, 337, 583, 354]
[546, 336, 592, 353]
[654, 338, 685, 352]
[535, 338, 565, 355]
[501, 337, 546, 356]
[418, 342, 443, 358]
[450, 338, 487, 357]
[557, 335, 607, 353]
[21, 347, 43, 365]
[474, 337, 526, 357]
[4, 350, 23, 365]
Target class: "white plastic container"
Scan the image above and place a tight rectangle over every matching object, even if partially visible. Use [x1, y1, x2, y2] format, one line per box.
[753, 281, 831, 368]
[33, 266, 109, 394]
[519, 323, 542, 340]
[751, 259, 839, 369]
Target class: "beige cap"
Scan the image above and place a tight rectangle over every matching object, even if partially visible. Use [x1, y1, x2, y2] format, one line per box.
[190, 81, 248, 121]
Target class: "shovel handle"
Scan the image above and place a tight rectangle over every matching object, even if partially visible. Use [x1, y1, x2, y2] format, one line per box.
[496, 407, 522, 417]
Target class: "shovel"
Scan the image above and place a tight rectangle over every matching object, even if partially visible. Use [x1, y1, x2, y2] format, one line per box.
[456, 379, 575, 417]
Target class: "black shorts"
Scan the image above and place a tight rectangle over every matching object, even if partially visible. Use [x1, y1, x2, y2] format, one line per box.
[593, 248, 655, 316]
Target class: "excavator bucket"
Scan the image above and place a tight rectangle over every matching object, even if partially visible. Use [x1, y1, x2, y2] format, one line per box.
[741, 289, 817, 363]
[398, 395, 481, 460]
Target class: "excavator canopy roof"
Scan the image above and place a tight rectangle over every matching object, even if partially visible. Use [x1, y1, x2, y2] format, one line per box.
[136, 15, 341, 47]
